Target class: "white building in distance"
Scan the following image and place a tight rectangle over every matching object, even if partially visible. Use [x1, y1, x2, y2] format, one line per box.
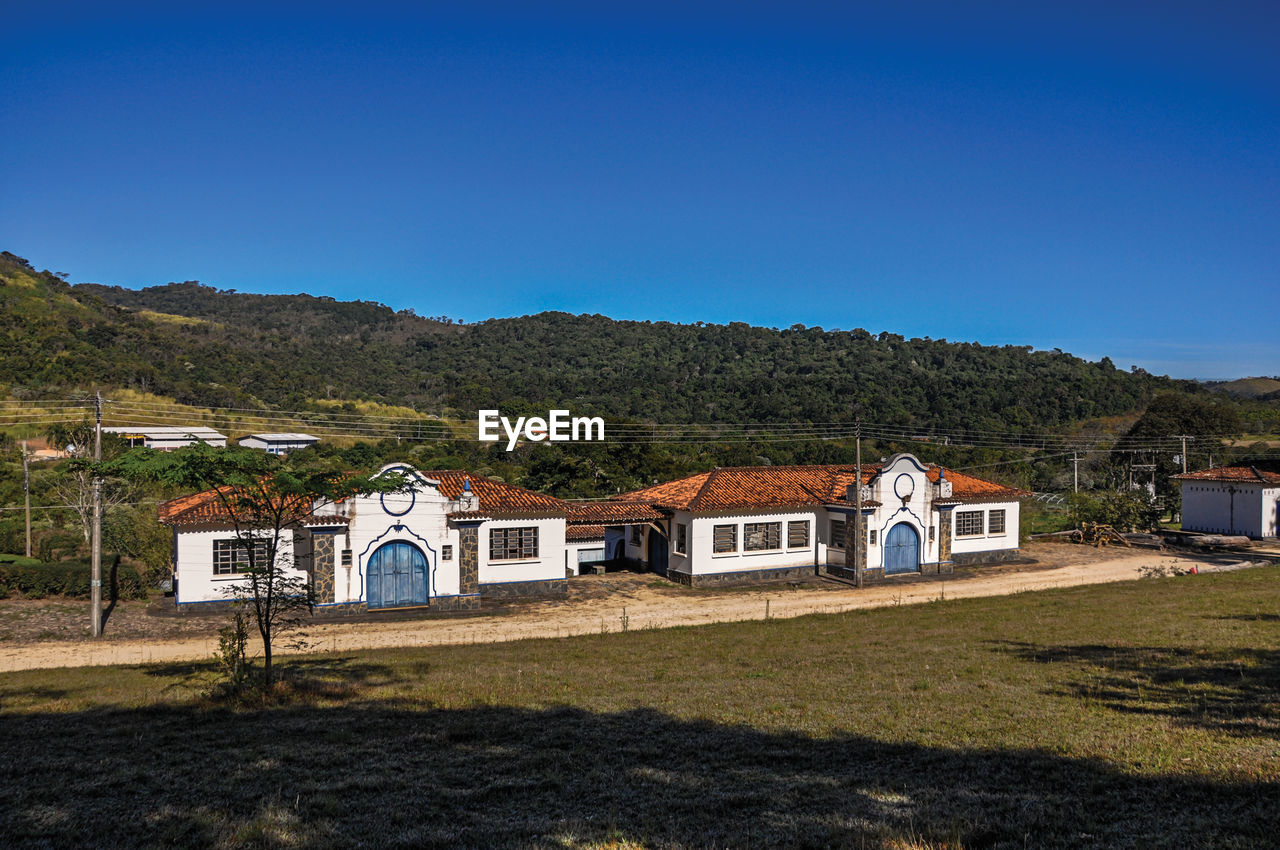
[1173, 466, 1280, 539]
[238, 433, 320, 455]
[103, 426, 227, 450]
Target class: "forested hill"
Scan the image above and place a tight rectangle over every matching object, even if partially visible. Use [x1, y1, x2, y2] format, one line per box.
[4, 251, 1198, 429]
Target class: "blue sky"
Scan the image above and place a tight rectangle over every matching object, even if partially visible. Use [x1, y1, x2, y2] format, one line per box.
[3, 2, 1276, 379]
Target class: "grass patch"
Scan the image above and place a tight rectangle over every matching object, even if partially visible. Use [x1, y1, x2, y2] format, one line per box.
[138, 309, 210, 327]
[1, 568, 1277, 847]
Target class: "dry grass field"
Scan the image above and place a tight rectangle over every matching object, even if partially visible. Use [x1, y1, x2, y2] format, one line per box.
[1, 567, 1277, 848]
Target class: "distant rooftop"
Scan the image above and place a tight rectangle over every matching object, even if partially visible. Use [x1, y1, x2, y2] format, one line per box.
[104, 426, 226, 439]
[241, 433, 318, 442]
[1172, 466, 1280, 485]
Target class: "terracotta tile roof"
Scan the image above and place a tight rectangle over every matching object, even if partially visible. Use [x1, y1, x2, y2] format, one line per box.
[566, 524, 606, 541]
[566, 501, 665, 524]
[1172, 466, 1280, 485]
[925, 467, 1027, 501]
[158, 487, 346, 528]
[162, 469, 567, 527]
[416, 470, 568, 515]
[615, 463, 1022, 512]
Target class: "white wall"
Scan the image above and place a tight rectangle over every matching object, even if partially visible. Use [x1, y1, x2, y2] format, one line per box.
[947, 501, 1022, 556]
[1181, 482, 1272, 538]
[174, 527, 303, 605]
[862, 455, 949, 567]
[345, 478, 462, 601]
[687, 509, 819, 577]
[564, 540, 607, 576]
[478, 516, 566, 584]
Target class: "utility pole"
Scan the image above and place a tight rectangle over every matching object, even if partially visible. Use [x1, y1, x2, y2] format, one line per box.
[853, 419, 863, 589]
[1072, 450, 1079, 494]
[1175, 435, 1192, 474]
[91, 391, 103, 638]
[22, 441, 31, 558]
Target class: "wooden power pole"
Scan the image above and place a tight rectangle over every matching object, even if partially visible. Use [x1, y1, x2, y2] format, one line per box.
[1175, 435, 1192, 474]
[22, 441, 31, 558]
[853, 420, 863, 589]
[91, 391, 103, 638]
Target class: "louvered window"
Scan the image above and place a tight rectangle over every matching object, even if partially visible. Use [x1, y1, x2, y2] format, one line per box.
[745, 522, 781, 551]
[988, 510, 1006, 535]
[787, 520, 809, 548]
[830, 519, 846, 549]
[713, 524, 737, 554]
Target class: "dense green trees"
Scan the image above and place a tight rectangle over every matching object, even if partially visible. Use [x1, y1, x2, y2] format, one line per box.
[0, 250, 1200, 431]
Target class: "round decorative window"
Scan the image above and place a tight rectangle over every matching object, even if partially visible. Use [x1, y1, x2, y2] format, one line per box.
[893, 473, 915, 501]
[380, 489, 415, 517]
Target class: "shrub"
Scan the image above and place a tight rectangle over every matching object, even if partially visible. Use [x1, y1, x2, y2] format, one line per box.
[0, 557, 147, 600]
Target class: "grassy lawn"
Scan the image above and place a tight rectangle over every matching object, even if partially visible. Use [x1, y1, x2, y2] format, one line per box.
[1, 568, 1277, 848]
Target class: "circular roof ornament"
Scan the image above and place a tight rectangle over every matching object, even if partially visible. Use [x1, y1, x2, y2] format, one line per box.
[381, 488, 415, 517]
[893, 473, 915, 502]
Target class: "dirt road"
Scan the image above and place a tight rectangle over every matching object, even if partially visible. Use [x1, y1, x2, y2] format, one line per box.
[2, 546, 1242, 673]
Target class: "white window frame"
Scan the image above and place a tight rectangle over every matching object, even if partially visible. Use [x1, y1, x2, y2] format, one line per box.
[955, 510, 984, 538]
[830, 518, 847, 550]
[744, 522, 782, 552]
[490, 526, 539, 561]
[712, 523, 737, 554]
[988, 509, 1007, 536]
[212, 538, 268, 576]
[787, 520, 809, 549]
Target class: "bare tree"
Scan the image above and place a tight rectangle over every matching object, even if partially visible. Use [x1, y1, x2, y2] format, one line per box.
[45, 421, 130, 548]
[112, 443, 405, 686]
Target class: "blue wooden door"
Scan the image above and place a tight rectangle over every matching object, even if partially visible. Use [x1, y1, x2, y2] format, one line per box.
[648, 528, 668, 576]
[367, 542, 429, 609]
[883, 523, 919, 574]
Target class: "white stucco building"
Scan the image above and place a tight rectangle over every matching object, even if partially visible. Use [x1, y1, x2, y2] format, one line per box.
[238, 433, 319, 455]
[582, 454, 1024, 587]
[159, 464, 570, 609]
[1173, 466, 1280, 539]
[104, 426, 227, 450]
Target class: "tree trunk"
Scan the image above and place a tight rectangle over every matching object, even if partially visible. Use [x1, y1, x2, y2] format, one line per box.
[260, 621, 273, 685]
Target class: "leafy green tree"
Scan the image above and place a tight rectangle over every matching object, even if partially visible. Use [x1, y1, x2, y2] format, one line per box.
[108, 443, 405, 685]
[1068, 490, 1160, 533]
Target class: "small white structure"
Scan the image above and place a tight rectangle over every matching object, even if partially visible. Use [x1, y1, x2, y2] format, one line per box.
[1173, 466, 1280, 539]
[564, 525, 608, 575]
[159, 464, 570, 609]
[103, 426, 227, 450]
[238, 433, 319, 455]
[591, 454, 1024, 587]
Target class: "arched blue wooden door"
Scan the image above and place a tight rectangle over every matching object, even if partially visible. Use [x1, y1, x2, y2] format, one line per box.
[883, 523, 920, 574]
[366, 542, 429, 609]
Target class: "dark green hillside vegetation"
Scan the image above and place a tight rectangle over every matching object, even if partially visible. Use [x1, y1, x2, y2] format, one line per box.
[0, 250, 1196, 429]
[1, 568, 1276, 847]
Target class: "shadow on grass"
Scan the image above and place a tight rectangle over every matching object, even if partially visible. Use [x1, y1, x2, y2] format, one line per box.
[1210, 612, 1280, 623]
[137, 656, 406, 701]
[992, 640, 1280, 739]
[0, 701, 1274, 848]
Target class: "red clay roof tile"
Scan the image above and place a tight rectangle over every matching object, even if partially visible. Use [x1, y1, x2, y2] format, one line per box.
[1172, 466, 1280, 485]
[566, 501, 665, 524]
[615, 463, 1022, 512]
